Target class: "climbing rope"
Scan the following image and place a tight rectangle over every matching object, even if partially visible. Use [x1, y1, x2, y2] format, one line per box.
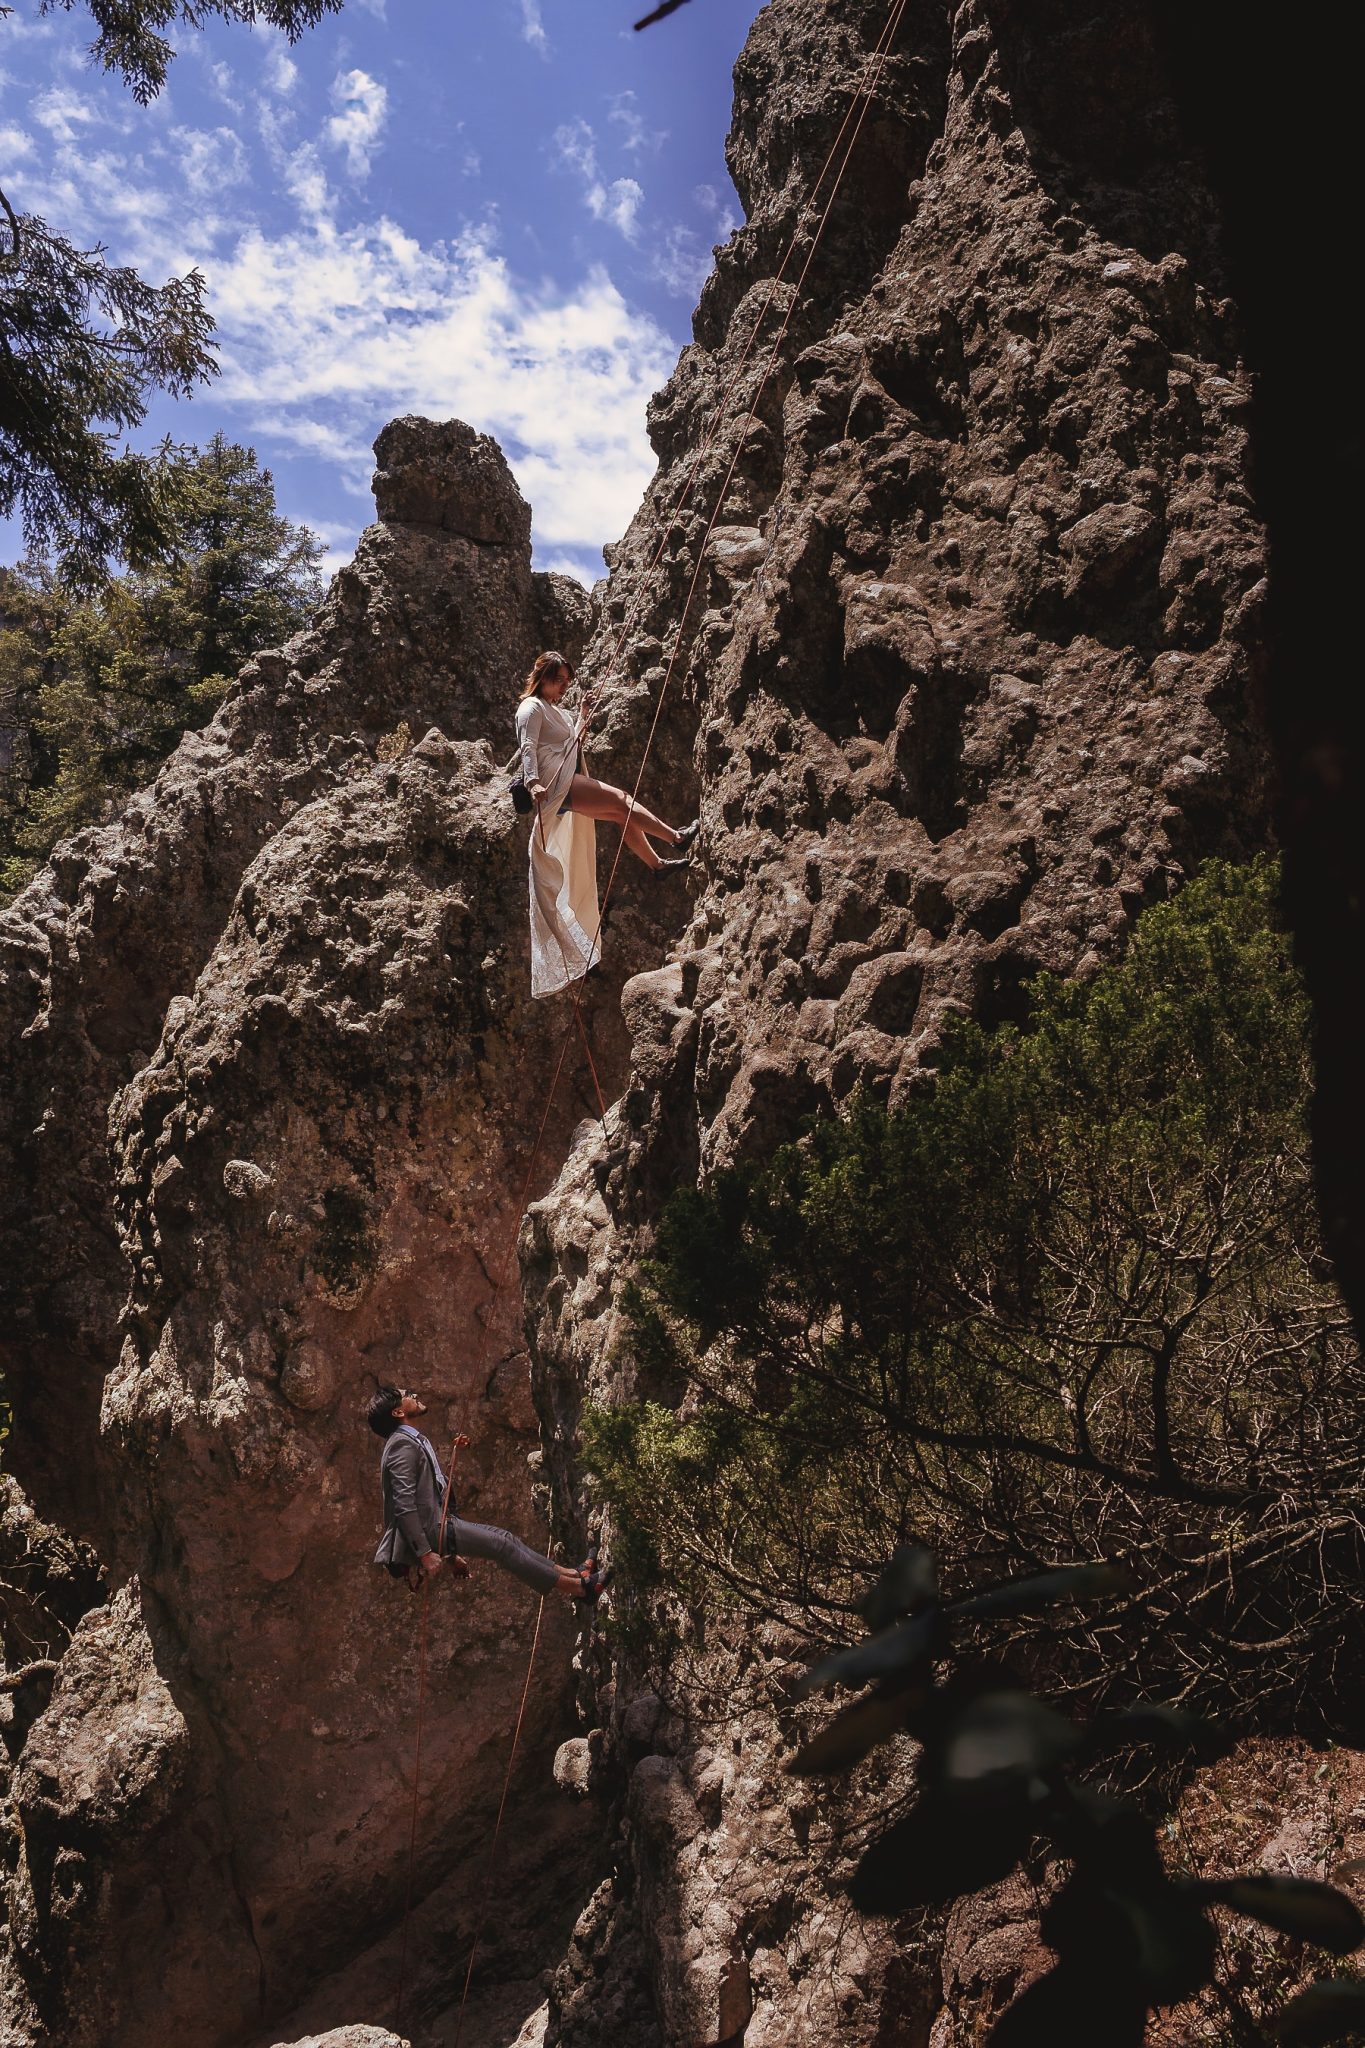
[450, 1592, 547, 2048]
[394, 1, 910, 2029]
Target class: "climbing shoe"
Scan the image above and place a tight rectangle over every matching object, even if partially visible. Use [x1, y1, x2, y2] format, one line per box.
[656, 853, 690, 873]
[574, 1560, 614, 1604]
[674, 820, 700, 851]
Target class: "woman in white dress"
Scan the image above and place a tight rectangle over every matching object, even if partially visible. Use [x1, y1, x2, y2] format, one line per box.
[514, 650, 695, 998]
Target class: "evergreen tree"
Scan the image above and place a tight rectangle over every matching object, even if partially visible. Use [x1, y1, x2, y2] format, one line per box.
[0, 3, 343, 579]
[0, 435, 324, 900]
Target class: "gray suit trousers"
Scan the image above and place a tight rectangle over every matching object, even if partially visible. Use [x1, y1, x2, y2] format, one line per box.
[446, 1517, 560, 1594]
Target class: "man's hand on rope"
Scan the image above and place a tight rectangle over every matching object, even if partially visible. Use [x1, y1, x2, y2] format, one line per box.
[421, 1550, 471, 1581]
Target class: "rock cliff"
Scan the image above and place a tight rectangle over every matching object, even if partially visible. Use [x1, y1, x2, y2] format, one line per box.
[522, 0, 1270, 2042]
[0, 422, 624, 2046]
[0, 1, 1294, 2045]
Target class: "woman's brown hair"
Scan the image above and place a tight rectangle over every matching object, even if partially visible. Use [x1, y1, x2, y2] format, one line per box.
[520, 650, 574, 699]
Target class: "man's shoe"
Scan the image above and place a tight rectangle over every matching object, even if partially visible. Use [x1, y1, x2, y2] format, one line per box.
[674, 819, 700, 851]
[574, 1559, 614, 1604]
[655, 853, 690, 873]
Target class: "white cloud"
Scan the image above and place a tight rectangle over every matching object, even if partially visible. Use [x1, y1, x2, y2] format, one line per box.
[597, 176, 643, 238]
[203, 57, 244, 114]
[173, 126, 249, 198]
[196, 219, 674, 550]
[649, 222, 712, 299]
[4, 15, 675, 574]
[282, 141, 333, 222]
[354, 0, 388, 15]
[0, 123, 35, 162]
[694, 182, 740, 240]
[540, 552, 600, 589]
[325, 68, 387, 180]
[263, 44, 299, 96]
[0, 13, 56, 43]
[33, 86, 100, 144]
[552, 118, 644, 242]
[609, 91, 665, 155]
[520, 0, 549, 54]
[552, 117, 596, 186]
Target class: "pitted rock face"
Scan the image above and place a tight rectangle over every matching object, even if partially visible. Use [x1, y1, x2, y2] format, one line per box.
[521, 1, 1273, 2044]
[0, 411, 589, 1530]
[272, 2032, 410, 2048]
[0, 415, 612, 2046]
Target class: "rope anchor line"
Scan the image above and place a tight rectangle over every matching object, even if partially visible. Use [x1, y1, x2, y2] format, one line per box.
[394, 2, 910, 2032]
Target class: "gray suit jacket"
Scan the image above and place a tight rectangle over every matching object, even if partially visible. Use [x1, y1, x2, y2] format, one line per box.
[373, 1431, 453, 1576]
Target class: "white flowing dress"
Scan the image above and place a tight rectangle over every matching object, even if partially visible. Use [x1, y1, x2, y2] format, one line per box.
[515, 694, 601, 998]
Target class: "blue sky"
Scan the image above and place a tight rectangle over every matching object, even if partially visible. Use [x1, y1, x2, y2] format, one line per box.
[0, 0, 760, 581]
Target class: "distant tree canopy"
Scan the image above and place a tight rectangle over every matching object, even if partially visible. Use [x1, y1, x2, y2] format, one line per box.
[0, 1, 343, 581]
[586, 859, 1365, 1727]
[0, 433, 323, 899]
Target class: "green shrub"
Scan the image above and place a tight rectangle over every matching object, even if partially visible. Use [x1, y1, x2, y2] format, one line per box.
[586, 859, 1363, 1722]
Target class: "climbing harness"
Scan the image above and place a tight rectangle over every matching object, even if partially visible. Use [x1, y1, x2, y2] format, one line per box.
[394, 1, 911, 2031]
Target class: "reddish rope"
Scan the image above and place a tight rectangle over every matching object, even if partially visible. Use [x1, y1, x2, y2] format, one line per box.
[393, 1577, 431, 2031]
[394, 4, 909, 2029]
[558, 0, 912, 1089]
[450, 1592, 548, 2048]
[513, 0, 909, 915]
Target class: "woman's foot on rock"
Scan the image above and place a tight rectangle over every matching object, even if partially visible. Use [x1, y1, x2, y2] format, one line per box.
[674, 819, 700, 851]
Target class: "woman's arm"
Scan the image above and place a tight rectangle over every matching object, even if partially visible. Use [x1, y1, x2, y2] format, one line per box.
[517, 700, 546, 797]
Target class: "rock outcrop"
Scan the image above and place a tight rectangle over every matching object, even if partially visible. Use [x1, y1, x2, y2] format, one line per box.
[521, 0, 1271, 2041]
[0, 0, 1305, 2043]
[0, 424, 622, 2046]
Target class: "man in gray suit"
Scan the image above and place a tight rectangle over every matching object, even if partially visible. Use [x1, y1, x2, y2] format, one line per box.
[370, 1386, 606, 1601]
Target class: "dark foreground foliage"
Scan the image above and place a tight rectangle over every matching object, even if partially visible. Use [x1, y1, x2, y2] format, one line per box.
[798, 1546, 1365, 2047]
[585, 859, 1364, 1726]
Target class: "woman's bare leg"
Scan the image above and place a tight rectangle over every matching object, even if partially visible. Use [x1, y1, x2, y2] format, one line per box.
[625, 819, 662, 869]
[566, 774, 681, 862]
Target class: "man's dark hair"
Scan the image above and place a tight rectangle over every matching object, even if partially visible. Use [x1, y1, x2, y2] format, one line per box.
[368, 1386, 404, 1438]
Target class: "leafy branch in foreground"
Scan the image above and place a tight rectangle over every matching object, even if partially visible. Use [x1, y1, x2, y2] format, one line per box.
[38, 1, 344, 103]
[0, 213, 214, 584]
[587, 859, 1363, 1723]
[794, 1544, 1365, 2047]
[3, 5, 345, 578]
